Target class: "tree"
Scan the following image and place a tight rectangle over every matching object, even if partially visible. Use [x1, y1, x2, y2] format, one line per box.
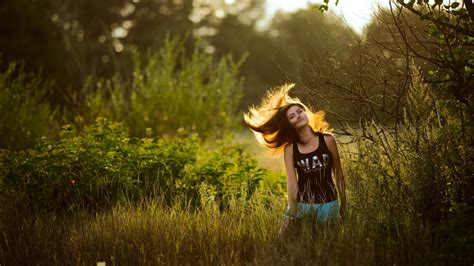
[303, 1, 473, 225]
[0, 0, 272, 111]
[390, 0, 473, 125]
[268, 8, 359, 118]
[0, 0, 73, 103]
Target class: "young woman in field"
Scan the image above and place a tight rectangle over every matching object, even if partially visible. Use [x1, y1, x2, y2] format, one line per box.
[244, 84, 346, 235]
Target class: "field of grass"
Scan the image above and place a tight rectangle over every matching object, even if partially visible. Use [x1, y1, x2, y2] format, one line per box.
[1, 128, 467, 265]
[1, 191, 438, 265]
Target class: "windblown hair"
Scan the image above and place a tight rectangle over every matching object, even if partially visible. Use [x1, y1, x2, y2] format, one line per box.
[243, 84, 330, 156]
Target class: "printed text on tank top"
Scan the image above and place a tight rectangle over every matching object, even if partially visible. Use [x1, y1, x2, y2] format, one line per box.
[293, 132, 337, 203]
[295, 135, 330, 174]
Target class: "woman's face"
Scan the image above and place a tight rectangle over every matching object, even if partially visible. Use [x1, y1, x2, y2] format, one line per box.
[286, 105, 308, 129]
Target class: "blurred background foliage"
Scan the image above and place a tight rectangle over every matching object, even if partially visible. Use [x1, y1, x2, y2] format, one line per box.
[0, 62, 57, 150]
[68, 36, 244, 138]
[0, 0, 359, 112]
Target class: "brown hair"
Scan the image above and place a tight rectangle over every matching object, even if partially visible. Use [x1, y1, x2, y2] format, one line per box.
[243, 84, 330, 156]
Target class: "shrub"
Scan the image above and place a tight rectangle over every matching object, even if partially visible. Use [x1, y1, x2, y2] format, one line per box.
[1, 118, 266, 213]
[181, 136, 267, 207]
[74, 36, 244, 139]
[0, 62, 54, 150]
[344, 68, 473, 227]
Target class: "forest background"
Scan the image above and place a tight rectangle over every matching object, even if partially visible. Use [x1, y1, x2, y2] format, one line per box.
[0, 0, 473, 265]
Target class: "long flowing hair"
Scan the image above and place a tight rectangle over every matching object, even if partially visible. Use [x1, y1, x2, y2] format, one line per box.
[243, 84, 331, 156]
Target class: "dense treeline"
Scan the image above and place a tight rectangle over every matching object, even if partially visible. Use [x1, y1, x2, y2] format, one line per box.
[0, 0, 359, 110]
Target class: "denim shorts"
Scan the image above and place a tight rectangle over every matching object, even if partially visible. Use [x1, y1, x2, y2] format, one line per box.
[285, 200, 340, 223]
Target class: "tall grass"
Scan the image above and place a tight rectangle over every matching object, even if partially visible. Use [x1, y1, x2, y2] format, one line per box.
[1, 188, 438, 265]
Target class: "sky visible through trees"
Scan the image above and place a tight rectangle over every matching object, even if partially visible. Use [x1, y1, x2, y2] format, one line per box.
[265, 0, 390, 34]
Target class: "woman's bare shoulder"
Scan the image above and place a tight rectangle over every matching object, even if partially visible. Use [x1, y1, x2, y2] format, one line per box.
[322, 133, 337, 147]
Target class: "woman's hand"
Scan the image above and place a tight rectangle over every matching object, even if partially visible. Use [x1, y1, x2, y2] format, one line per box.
[279, 216, 300, 240]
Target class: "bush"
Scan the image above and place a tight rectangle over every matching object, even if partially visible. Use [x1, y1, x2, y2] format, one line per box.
[182, 136, 267, 207]
[73, 36, 244, 139]
[344, 68, 473, 227]
[1, 118, 266, 213]
[0, 62, 54, 150]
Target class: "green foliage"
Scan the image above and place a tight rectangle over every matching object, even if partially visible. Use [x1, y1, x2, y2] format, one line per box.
[76, 36, 244, 139]
[310, 0, 339, 13]
[0, 0, 268, 113]
[337, 68, 473, 264]
[344, 68, 472, 227]
[0, 62, 54, 150]
[392, 1, 474, 124]
[183, 136, 267, 207]
[1, 118, 265, 213]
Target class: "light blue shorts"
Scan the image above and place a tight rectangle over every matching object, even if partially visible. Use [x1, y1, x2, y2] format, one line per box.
[286, 200, 340, 223]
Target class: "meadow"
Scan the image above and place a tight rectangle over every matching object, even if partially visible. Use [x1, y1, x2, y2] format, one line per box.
[1, 16, 472, 264]
[1, 121, 470, 265]
[0, 170, 438, 266]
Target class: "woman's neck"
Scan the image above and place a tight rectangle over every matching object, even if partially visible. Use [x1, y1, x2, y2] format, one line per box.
[297, 125, 316, 144]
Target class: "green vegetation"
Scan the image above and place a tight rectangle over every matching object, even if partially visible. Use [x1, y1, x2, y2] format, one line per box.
[67, 36, 244, 138]
[0, 62, 55, 150]
[75, 37, 244, 138]
[343, 68, 474, 265]
[0, 1, 472, 265]
[2, 189, 438, 265]
[1, 71, 472, 263]
[1, 118, 265, 213]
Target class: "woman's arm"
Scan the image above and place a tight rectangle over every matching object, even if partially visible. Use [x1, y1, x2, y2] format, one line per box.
[283, 143, 298, 217]
[325, 135, 346, 218]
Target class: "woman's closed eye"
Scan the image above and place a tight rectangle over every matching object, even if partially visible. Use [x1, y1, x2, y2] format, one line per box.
[288, 108, 303, 120]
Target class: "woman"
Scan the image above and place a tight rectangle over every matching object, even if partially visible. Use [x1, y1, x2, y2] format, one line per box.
[244, 84, 346, 235]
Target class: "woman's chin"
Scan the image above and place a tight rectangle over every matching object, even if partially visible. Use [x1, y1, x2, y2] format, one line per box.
[294, 123, 307, 129]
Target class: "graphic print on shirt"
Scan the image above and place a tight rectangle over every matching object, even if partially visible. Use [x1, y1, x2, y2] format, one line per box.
[296, 154, 329, 174]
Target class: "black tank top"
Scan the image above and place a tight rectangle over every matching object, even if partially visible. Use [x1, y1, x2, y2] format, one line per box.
[293, 132, 337, 203]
